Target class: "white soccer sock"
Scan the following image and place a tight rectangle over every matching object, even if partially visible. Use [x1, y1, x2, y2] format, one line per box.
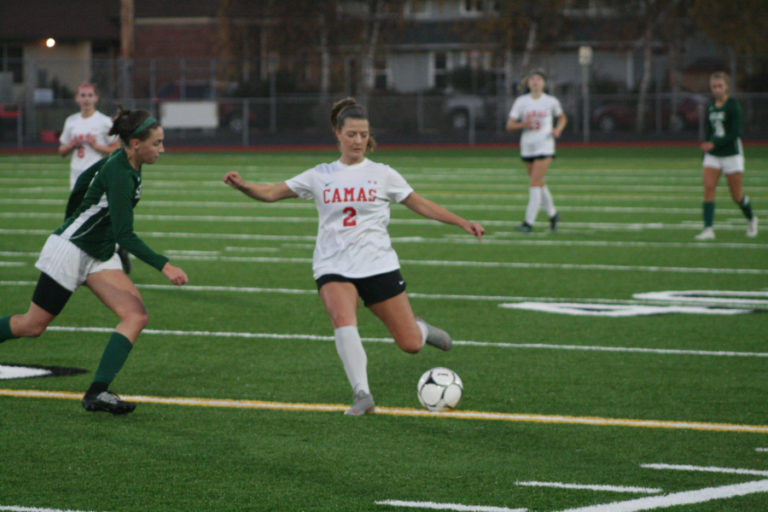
[525, 187, 543, 225]
[541, 186, 557, 218]
[334, 325, 370, 394]
[415, 319, 428, 346]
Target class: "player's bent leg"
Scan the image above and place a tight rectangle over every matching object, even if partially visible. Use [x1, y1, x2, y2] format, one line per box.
[86, 270, 147, 341]
[5, 304, 56, 339]
[368, 292, 424, 353]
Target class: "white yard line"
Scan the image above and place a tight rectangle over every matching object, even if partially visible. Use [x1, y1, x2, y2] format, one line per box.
[515, 481, 662, 494]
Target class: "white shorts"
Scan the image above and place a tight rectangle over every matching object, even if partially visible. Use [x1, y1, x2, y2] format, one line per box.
[703, 153, 744, 175]
[35, 234, 122, 292]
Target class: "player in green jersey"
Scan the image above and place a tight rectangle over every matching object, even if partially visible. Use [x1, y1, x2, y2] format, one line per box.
[695, 71, 757, 240]
[0, 107, 188, 414]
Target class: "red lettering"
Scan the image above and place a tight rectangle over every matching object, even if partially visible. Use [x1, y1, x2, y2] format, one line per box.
[332, 189, 342, 203]
[323, 189, 331, 204]
[343, 188, 355, 201]
[368, 189, 376, 201]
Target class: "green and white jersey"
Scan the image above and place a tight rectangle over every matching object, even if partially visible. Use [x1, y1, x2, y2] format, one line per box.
[54, 148, 169, 270]
[705, 97, 742, 157]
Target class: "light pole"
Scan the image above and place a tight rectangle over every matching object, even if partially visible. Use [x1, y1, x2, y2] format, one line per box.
[579, 45, 593, 143]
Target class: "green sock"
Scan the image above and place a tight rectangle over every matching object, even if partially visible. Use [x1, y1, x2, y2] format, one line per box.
[92, 332, 133, 386]
[738, 195, 754, 220]
[0, 315, 17, 342]
[702, 201, 715, 228]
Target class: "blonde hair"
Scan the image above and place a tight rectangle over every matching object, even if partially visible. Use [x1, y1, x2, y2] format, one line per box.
[710, 71, 731, 93]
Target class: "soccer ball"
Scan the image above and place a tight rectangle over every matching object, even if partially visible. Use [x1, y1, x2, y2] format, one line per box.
[417, 367, 463, 412]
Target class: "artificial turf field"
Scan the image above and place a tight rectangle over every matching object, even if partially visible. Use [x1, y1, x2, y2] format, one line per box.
[0, 144, 766, 512]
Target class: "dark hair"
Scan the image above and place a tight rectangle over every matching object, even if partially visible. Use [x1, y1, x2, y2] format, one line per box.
[522, 68, 548, 92]
[109, 106, 160, 144]
[330, 97, 376, 152]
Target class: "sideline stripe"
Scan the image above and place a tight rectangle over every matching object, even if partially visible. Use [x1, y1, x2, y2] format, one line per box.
[515, 481, 662, 494]
[375, 500, 526, 512]
[2, 389, 768, 434]
[553, 479, 768, 512]
[39, 325, 768, 359]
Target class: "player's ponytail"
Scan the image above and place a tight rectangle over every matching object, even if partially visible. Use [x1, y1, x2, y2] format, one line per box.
[110, 106, 160, 144]
[330, 97, 376, 152]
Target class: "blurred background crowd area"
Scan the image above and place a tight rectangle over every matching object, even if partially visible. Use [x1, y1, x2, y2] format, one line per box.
[1, 0, 766, 148]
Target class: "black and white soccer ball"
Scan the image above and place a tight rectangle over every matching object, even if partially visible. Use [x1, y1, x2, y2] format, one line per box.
[417, 367, 463, 412]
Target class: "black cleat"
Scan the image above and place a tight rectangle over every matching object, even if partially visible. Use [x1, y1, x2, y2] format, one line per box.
[516, 222, 533, 233]
[549, 213, 560, 233]
[117, 247, 132, 275]
[82, 391, 136, 415]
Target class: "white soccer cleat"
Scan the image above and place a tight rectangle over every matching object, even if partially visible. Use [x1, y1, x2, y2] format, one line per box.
[344, 390, 375, 416]
[747, 217, 758, 238]
[694, 227, 715, 240]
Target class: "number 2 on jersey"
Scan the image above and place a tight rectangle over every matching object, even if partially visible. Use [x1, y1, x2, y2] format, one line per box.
[343, 207, 357, 227]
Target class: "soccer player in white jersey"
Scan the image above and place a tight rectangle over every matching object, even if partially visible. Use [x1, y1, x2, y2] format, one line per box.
[59, 83, 120, 189]
[223, 97, 485, 415]
[506, 70, 567, 233]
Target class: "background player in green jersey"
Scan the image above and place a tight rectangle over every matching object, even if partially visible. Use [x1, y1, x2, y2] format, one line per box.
[695, 71, 757, 240]
[0, 108, 188, 414]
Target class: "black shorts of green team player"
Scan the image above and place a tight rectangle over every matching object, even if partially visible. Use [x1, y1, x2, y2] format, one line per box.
[316, 269, 406, 307]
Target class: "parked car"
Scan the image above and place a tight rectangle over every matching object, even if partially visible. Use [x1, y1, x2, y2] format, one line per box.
[592, 93, 707, 133]
[443, 93, 509, 131]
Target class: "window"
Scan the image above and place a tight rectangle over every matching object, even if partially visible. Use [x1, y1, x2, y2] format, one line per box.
[433, 52, 449, 89]
[0, 45, 23, 84]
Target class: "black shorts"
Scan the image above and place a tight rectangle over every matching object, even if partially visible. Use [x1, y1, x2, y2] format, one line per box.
[32, 272, 73, 316]
[521, 154, 556, 162]
[316, 269, 406, 307]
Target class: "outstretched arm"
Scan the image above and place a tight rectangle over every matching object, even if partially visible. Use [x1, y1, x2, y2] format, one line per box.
[402, 192, 485, 240]
[223, 171, 297, 202]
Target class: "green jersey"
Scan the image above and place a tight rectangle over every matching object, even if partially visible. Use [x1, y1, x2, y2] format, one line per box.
[54, 148, 169, 270]
[705, 97, 742, 157]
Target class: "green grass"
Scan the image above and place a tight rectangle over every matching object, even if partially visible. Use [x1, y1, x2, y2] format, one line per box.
[1, 145, 767, 511]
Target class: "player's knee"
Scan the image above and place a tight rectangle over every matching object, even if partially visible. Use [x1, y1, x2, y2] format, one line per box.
[396, 334, 423, 354]
[18, 316, 48, 338]
[124, 308, 149, 332]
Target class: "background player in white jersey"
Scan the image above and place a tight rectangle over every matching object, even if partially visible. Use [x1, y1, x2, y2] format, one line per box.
[223, 97, 485, 415]
[59, 83, 120, 188]
[506, 70, 567, 233]
[58, 83, 129, 271]
[0, 108, 188, 415]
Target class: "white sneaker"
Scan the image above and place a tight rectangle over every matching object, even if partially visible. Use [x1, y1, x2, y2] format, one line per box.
[694, 227, 715, 240]
[747, 217, 758, 238]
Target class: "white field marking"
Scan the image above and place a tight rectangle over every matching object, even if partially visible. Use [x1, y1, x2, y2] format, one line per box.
[0, 197, 712, 215]
[0, 279, 717, 307]
[39, 325, 768, 359]
[756, 448, 768, 453]
[0, 210, 761, 233]
[553, 479, 768, 512]
[500, 302, 753, 316]
[640, 463, 768, 477]
[3, 388, 768, 434]
[634, 290, 768, 307]
[0, 262, 25, 267]
[374, 500, 526, 512]
[514, 481, 662, 494]
[3, 228, 766, 251]
[0, 506, 105, 512]
[3, 246, 765, 274]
